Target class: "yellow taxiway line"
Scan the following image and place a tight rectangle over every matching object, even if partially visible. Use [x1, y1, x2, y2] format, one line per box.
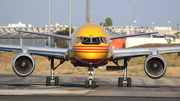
[173, 79, 180, 86]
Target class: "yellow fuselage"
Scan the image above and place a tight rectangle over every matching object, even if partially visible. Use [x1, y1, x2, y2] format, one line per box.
[69, 23, 111, 66]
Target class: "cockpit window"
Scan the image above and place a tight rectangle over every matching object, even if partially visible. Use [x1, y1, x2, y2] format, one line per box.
[92, 37, 100, 43]
[82, 37, 91, 43]
[77, 37, 107, 45]
[100, 37, 108, 44]
[75, 37, 83, 43]
[81, 37, 101, 45]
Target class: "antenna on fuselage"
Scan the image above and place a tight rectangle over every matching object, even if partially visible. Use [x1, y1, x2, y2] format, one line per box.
[85, 0, 91, 23]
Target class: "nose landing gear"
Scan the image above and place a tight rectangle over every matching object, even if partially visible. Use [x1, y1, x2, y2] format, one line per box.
[85, 66, 96, 88]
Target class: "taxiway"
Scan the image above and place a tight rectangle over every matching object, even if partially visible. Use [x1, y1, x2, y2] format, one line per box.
[0, 73, 180, 98]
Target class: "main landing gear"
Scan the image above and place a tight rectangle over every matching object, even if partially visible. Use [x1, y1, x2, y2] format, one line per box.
[85, 65, 96, 88]
[46, 57, 65, 86]
[115, 58, 131, 87]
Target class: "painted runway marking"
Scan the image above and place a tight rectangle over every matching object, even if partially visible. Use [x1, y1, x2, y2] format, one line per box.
[173, 79, 180, 86]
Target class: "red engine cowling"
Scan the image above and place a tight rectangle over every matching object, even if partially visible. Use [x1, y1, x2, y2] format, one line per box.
[144, 55, 167, 79]
[12, 53, 35, 77]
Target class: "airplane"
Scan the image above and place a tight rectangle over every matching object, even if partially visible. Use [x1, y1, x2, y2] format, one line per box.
[0, 23, 178, 88]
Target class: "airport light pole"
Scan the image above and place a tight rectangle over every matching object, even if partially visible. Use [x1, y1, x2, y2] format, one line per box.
[48, 0, 51, 47]
[128, 0, 130, 27]
[168, 21, 170, 35]
[134, 20, 137, 27]
[152, 22, 155, 30]
[69, 0, 71, 48]
[177, 24, 179, 33]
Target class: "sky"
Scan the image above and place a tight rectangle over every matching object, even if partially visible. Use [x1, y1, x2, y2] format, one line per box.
[0, 0, 180, 29]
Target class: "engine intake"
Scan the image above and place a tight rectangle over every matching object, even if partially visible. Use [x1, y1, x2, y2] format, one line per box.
[12, 53, 35, 77]
[144, 55, 167, 79]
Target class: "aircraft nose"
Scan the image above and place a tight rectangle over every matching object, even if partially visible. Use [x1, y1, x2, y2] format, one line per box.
[73, 46, 109, 64]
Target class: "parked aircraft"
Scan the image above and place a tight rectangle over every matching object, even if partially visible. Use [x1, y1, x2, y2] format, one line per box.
[1, 23, 175, 88]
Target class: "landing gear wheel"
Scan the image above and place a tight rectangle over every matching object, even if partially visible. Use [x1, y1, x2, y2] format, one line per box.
[85, 80, 90, 88]
[92, 81, 96, 89]
[127, 78, 131, 87]
[55, 76, 59, 86]
[118, 77, 123, 87]
[46, 76, 50, 86]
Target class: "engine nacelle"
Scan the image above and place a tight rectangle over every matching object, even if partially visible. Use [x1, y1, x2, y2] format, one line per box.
[12, 53, 35, 77]
[144, 55, 167, 79]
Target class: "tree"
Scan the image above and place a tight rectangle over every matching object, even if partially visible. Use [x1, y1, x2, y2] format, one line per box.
[55, 27, 74, 36]
[54, 27, 74, 48]
[103, 17, 113, 27]
[99, 22, 102, 26]
[165, 32, 180, 43]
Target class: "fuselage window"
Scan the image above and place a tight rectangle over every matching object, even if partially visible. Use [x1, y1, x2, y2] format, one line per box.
[75, 37, 83, 43]
[100, 37, 108, 44]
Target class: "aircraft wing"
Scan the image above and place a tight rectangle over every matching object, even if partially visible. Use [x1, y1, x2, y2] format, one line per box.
[0, 44, 68, 59]
[111, 46, 180, 60]
[110, 32, 158, 40]
[18, 30, 71, 40]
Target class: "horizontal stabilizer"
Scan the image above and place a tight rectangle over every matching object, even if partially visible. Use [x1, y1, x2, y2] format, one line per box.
[18, 30, 71, 40]
[110, 32, 158, 40]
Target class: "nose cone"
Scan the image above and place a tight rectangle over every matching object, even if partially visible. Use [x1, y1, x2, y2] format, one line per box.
[74, 46, 109, 64]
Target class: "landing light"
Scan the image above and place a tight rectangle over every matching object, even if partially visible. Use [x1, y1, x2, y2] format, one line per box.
[88, 71, 93, 74]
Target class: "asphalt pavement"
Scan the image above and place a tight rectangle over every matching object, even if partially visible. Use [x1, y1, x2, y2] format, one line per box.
[0, 73, 180, 100]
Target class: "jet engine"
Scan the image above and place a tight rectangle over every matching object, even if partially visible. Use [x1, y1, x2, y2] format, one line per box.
[12, 53, 35, 77]
[144, 55, 167, 79]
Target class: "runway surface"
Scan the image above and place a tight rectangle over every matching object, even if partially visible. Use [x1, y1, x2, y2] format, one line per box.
[0, 73, 180, 100]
